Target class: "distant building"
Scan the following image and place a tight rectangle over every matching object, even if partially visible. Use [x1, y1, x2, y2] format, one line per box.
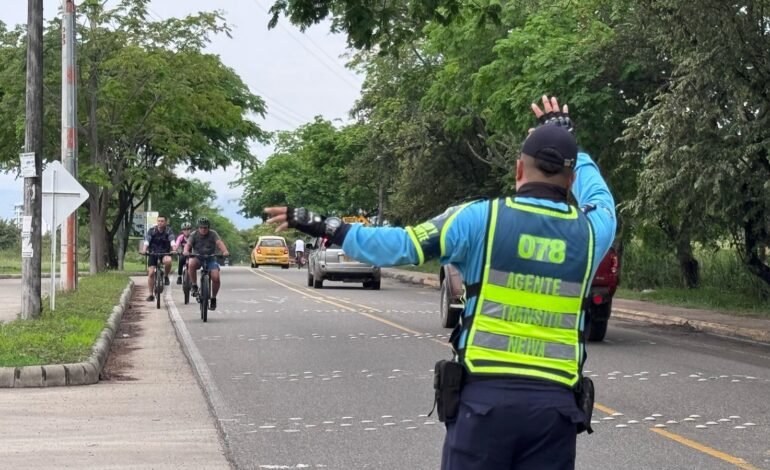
[13, 203, 23, 227]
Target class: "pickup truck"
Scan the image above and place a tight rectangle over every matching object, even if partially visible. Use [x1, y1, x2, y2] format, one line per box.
[439, 247, 620, 342]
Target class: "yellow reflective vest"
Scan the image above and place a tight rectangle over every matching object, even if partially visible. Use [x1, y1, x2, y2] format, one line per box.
[462, 198, 594, 387]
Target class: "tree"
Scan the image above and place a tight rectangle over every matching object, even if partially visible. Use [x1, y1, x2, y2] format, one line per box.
[266, 0, 486, 52]
[239, 118, 377, 218]
[1, 2, 269, 272]
[0, 218, 20, 250]
[622, 0, 770, 288]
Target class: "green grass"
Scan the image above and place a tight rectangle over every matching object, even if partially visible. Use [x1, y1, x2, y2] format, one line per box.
[616, 287, 770, 317]
[398, 259, 441, 274]
[0, 273, 130, 367]
[0, 249, 147, 275]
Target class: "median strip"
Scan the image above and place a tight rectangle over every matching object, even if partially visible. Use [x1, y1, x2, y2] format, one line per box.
[0, 273, 134, 387]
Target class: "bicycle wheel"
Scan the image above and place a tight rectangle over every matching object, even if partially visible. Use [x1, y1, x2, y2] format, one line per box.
[200, 273, 210, 322]
[182, 267, 190, 305]
[155, 270, 163, 309]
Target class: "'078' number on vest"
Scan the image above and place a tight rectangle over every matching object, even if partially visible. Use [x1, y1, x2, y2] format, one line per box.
[517, 234, 566, 264]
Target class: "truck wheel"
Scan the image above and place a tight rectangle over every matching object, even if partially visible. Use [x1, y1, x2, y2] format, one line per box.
[307, 272, 314, 287]
[440, 279, 460, 329]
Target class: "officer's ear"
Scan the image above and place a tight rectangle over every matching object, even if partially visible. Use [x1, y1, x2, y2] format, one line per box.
[566, 171, 576, 191]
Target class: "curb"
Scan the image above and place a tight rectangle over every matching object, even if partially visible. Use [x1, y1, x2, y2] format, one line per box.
[381, 269, 770, 345]
[382, 269, 439, 289]
[0, 279, 135, 388]
[612, 307, 770, 345]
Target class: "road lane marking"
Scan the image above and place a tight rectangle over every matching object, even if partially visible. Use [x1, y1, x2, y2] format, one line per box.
[650, 428, 759, 470]
[248, 268, 442, 344]
[245, 267, 760, 469]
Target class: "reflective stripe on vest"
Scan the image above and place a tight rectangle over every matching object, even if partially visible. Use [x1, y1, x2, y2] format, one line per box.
[462, 198, 594, 387]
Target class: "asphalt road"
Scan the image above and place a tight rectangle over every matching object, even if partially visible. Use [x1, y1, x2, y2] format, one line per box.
[165, 266, 770, 470]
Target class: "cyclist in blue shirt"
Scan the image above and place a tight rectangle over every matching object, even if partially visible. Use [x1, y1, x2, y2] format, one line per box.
[265, 96, 616, 470]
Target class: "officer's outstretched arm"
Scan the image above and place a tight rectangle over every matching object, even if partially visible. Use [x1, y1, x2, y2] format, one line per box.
[571, 152, 617, 259]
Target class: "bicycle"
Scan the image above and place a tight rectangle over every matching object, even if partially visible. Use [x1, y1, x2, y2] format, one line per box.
[191, 254, 224, 323]
[180, 254, 192, 305]
[142, 252, 176, 310]
[295, 251, 307, 269]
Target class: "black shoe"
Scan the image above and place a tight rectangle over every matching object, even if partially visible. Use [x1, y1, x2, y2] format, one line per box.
[176, 276, 182, 285]
[146, 295, 155, 302]
[164, 276, 170, 286]
[209, 298, 217, 310]
[191, 285, 198, 297]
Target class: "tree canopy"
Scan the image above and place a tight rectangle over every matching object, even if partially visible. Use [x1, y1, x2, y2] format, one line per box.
[252, 0, 770, 290]
[0, 0, 269, 271]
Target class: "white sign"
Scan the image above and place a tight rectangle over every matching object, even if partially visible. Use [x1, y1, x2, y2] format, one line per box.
[21, 233, 33, 258]
[42, 161, 89, 228]
[20, 152, 36, 177]
[21, 215, 32, 234]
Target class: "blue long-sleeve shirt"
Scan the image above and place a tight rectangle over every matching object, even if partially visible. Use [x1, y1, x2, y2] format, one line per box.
[342, 152, 616, 287]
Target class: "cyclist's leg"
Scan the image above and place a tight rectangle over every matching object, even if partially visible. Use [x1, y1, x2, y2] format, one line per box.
[210, 260, 222, 298]
[187, 257, 200, 286]
[162, 255, 173, 276]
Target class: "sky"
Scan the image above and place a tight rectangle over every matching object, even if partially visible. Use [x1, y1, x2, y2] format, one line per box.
[0, 0, 363, 229]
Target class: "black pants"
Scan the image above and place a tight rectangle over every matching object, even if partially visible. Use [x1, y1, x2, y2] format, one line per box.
[177, 254, 188, 276]
[441, 380, 582, 470]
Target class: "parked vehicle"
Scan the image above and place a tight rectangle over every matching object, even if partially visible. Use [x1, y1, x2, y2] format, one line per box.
[585, 246, 620, 341]
[307, 238, 381, 289]
[439, 247, 620, 342]
[251, 235, 290, 269]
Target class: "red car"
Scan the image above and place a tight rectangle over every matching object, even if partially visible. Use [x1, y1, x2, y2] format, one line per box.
[439, 247, 620, 342]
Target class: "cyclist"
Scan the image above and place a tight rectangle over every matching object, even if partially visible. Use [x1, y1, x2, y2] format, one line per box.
[140, 215, 177, 302]
[183, 217, 230, 310]
[294, 238, 305, 267]
[174, 221, 193, 284]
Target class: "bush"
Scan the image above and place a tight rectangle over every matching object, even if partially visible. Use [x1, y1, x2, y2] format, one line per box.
[0, 218, 20, 250]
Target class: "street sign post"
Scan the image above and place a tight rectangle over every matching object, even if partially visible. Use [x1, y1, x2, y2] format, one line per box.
[42, 161, 88, 310]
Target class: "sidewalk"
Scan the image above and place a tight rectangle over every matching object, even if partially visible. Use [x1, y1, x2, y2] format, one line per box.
[382, 268, 770, 344]
[0, 278, 230, 469]
[0, 278, 51, 323]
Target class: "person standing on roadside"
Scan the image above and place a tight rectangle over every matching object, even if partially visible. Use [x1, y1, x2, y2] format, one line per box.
[264, 96, 616, 469]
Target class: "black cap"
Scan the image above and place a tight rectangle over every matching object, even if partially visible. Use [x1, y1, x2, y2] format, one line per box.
[521, 124, 578, 169]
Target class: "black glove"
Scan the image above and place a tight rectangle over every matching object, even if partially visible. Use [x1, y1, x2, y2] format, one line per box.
[537, 109, 576, 135]
[285, 207, 327, 237]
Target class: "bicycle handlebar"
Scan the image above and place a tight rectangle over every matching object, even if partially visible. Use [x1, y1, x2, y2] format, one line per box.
[140, 252, 177, 257]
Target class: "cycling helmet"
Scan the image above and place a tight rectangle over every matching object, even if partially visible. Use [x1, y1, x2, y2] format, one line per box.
[181, 221, 192, 230]
[197, 217, 210, 228]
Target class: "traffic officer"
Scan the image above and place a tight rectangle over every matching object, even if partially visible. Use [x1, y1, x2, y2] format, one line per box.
[264, 96, 616, 470]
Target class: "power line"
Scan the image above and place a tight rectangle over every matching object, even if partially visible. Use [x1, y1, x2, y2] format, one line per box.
[250, 0, 362, 91]
[255, 91, 314, 123]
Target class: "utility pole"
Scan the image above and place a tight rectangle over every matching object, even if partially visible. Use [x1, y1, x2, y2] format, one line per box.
[21, 0, 44, 319]
[61, 0, 78, 291]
